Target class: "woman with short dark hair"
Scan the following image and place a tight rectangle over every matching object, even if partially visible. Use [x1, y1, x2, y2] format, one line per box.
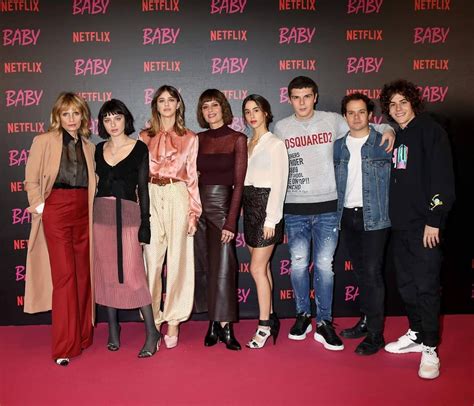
[194, 89, 247, 351]
[94, 99, 160, 358]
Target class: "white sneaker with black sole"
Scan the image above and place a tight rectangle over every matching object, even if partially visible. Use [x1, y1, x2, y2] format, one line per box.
[384, 329, 423, 354]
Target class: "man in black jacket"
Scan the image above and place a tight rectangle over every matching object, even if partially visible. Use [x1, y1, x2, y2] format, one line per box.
[380, 79, 455, 380]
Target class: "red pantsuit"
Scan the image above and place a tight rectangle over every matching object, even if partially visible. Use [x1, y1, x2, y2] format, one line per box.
[42, 189, 93, 358]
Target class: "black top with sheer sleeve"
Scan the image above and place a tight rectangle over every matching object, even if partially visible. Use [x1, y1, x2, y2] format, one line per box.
[95, 140, 151, 244]
[197, 125, 247, 233]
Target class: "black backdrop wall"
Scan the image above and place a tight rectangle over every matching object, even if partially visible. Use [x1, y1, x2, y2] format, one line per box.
[1, 0, 473, 325]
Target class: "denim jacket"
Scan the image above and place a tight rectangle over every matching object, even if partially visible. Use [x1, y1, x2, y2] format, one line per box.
[333, 126, 391, 231]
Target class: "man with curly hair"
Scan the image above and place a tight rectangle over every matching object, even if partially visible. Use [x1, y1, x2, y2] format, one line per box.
[380, 79, 455, 379]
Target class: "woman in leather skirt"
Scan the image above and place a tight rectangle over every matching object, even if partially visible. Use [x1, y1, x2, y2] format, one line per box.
[242, 94, 289, 349]
[194, 89, 247, 350]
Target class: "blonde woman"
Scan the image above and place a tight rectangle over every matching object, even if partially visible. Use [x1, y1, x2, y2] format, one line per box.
[139, 85, 201, 349]
[24, 92, 96, 366]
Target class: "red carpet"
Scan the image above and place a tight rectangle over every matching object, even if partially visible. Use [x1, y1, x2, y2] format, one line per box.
[0, 315, 472, 406]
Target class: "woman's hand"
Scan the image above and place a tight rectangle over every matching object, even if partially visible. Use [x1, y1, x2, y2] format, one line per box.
[263, 226, 275, 240]
[188, 224, 197, 237]
[221, 229, 235, 244]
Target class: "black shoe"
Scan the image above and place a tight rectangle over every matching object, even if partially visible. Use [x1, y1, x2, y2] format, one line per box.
[218, 323, 241, 351]
[204, 321, 221, 347]
[138, 331, 161, 358]
[340, 315, 368, 339]
[270, 313, 281, 345]
[107, 325, 121, 351]
[55, 358, 70, 367]
[355, 332, 385, 356]
[314, 320, 344, 351]
[288, 313, 312, 341]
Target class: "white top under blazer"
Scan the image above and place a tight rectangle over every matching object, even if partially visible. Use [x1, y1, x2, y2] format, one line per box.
[244, 131, 289, 228]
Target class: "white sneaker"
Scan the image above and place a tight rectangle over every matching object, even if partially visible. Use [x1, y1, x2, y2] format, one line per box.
[418, 345, 440, 379]
[384, 329, 423, 354]
[55, 358, 70, 366]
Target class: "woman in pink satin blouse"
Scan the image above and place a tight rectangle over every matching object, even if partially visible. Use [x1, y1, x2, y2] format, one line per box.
[139, 85, 201, 351]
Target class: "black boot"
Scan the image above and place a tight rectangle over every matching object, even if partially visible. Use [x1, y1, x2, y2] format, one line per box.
[204, 321, 221, 347]
[340, 315, 368, 339]
[219, 323, 241, 351]
[355, 332, 385, 356]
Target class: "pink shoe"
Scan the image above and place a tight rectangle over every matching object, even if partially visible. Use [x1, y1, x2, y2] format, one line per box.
[164, 334, 178, 349]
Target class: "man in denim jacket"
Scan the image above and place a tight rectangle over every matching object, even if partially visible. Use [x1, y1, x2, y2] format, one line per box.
[274, 76, 394, 351]
[333, 93, 391, 355]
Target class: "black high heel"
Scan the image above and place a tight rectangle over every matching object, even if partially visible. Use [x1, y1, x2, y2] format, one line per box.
[270, 313, 281, 345]
[107, 325, 121, 351]
[138, 331, 161, 358]
[218, 323, 241, 351]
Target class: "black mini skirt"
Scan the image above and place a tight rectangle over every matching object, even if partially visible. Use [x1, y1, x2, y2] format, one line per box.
[242, 185, 283, 248]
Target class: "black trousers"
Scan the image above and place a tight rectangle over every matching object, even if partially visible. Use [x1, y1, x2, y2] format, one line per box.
[391, 229, 442, 347]
[194, 185, 238, 322]
[341, 207, 389, 334]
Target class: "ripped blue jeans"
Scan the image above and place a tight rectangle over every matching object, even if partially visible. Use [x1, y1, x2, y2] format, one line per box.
[284, 212, 339, 323]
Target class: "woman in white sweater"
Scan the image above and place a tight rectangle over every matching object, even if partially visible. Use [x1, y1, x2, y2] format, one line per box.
[242, 94, 289, 349]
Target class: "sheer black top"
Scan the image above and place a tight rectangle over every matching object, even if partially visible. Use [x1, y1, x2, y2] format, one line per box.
[53, 129, 88, 188]
[95, 140, 151, 243]
[197, 125, 247, 233]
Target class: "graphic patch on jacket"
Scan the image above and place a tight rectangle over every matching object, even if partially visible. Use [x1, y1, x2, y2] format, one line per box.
[430, 194, 444, 211]
[392, 144, 408, 169]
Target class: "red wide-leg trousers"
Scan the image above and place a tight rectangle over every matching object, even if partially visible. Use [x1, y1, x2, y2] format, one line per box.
[42, 188, 93, 359]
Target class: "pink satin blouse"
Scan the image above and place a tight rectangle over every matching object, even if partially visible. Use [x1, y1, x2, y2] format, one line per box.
[139, 129, 202, 227]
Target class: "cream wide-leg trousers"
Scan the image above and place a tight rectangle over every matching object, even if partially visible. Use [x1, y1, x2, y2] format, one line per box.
[144, 182, 195, 326]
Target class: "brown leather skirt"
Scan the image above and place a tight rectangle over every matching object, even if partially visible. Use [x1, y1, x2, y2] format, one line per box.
[194, 185, 238, 322]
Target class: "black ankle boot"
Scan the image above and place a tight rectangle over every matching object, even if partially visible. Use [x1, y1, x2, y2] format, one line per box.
[219, 323, 241, 351]
[340, 315, 368, 339]
[355, 332, 385, 356]
[204, 321, 221, 347]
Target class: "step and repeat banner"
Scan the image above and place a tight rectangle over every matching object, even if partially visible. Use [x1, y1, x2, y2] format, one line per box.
[1, 0, 472, 325]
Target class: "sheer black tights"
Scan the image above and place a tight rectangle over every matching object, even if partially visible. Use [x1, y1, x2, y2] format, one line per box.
[106, 305, 160, 352]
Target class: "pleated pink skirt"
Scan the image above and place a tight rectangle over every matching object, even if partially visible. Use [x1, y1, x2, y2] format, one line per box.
[93, 197, 152, 309]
